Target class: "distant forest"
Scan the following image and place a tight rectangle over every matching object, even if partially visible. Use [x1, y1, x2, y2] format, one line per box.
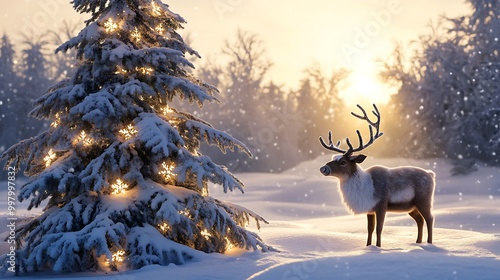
[1, 0, 499, 177]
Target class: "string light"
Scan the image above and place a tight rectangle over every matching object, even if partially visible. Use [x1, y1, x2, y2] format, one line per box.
[159, 162, 175, 181]
[178, 209, 191, 218]
[112, 250, 125, 263]
[111, 179, 128, 195]
[103, 18, 119, 33]
[225, 237, 234, 250]
[51, 113, 60, 128]
[119, 124, 138, 140]
[158, 222, 171, 233]
[168, 118, 180, 128]
[202, 187, 209, 197]
[135, 66, 154, 75]
[43, 149, 56, 167]
[151, 2, 162, 15]
[201, 229, 212, 240]
[78, 131, 93, 146]
[114, 67, 127, 75]
[162, 105, 173, 115]
[155, 23, 164, 34]
[131, 27, 141, 42]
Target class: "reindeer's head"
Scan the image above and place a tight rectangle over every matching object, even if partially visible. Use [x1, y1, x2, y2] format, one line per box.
[319, 104, 383, 180]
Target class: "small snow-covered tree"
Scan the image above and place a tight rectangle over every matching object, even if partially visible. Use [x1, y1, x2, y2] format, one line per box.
[1, 0, 269, 274]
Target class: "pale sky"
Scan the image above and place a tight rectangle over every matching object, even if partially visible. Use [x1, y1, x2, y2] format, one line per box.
[0, 0, 471, 104]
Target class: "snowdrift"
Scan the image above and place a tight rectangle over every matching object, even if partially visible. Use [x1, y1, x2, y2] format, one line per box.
[1, 156, 499, 279]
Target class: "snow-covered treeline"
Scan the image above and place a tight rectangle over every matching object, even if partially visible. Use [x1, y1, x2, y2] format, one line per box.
[2, 0, 500, 178]
[379, 0, 500, 174]
[0, 24, 79, 177]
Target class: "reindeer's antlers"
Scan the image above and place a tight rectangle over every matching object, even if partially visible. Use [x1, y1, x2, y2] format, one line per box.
[319, 104, 384, 156]
[319, 131, 348, 154]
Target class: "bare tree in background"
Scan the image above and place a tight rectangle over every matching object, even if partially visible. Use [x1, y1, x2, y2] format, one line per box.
[293, 63, 349, 160]
[198, 30, 295, 172]
[48, 21, 81, 81]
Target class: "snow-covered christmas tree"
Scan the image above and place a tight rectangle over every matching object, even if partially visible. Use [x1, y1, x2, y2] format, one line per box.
[1, 0, 270, 273]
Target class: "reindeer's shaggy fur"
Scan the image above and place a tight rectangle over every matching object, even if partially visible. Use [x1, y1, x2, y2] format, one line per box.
[338, 166, 377, 214]
[319, 104, 436, 247]
[320, 155, 436, 247]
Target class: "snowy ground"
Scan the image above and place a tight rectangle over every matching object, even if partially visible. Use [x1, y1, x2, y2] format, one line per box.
[1, 156, 499, 279]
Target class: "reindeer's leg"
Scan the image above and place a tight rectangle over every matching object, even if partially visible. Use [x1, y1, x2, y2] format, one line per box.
[367, 213, 375, 246]
[417, 205, 434, 244]
[408, 209, 424, 243]
[375, 207, 386, 247]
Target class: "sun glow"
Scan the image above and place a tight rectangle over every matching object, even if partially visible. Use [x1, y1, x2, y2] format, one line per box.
[341, 69, 394, 107]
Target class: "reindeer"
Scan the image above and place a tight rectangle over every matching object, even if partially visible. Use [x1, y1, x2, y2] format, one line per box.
[319, 104, 435, 247]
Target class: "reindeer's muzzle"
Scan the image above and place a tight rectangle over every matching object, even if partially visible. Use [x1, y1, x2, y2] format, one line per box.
[320, 165, 331, 176]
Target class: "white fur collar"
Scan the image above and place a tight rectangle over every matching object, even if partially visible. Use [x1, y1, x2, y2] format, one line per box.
[338, 166, 377, 214]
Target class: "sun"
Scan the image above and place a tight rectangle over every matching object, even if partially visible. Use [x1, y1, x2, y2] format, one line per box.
[341, 70, 393, 107]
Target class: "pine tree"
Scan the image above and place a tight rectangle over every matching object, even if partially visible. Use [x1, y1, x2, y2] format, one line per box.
[0, 34, 21, 153]
[1, 0, 269, 273]
[18, 34, 51, 138]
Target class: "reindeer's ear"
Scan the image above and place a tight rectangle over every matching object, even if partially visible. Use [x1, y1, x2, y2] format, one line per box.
[350, 154, 367, 163]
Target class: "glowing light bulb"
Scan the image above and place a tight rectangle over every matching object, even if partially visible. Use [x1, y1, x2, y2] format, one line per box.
[225, 237, 234, 250]
[162, 105, 173, 115]
[103, 18, 119, 33]
[112, 250, 125, 262]
[201, 187, 208, 197]
[51, 113, 61, 128]
[155, 23, 164, 34]
[115, 67, 127, 75]
[168, 119, 180, 128]
[131, 27, 141, 42]
[119, 124, 138, 140]
[135, 66, 154, 75]
[151, 2, 162, 15]
[111, 179, 128, 195]
[178, 209, 190, 218]
[78, 131, 93, 146]
[158, 222, 170, 233]
[43, 149, 56, 167]
[159, 162, 175, 181]
[201, 229, 212, 240]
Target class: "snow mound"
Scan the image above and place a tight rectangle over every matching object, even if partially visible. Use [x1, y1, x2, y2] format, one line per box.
[1, 156, 499, 279]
